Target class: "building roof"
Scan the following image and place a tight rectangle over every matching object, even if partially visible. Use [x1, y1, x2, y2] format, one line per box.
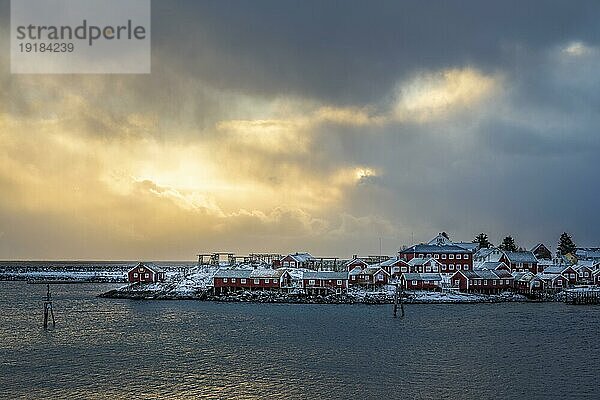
[250, 269, 284, 279]
[408, 257, 441, 266]
[455, 242, 480, 252]
[303, 271, 348, 280]
[543, 265, 569, 274]
[286, 253, 315, 263]
[214, 268, 252, 279]
[403, 273, 442, 281]
[363, 266, 389, 276]
[474, 261, 506, 271]
[374, 257, 408, 267]
[504, 251, 538, 264]
[400, 244, 472, 255]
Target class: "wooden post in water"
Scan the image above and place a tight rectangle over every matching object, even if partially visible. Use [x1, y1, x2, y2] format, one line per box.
[43, 284, 55, 329]
[393, 282, 405, 318]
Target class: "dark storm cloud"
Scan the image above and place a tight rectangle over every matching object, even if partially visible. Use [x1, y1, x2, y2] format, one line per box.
[150, 0, 600, 104]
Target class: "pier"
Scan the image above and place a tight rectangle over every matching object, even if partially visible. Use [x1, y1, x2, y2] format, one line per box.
[564, 289, 600, 305]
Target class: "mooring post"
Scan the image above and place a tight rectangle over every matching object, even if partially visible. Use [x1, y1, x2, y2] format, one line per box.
[393, 283, 398, 317]
[43, 284, 55, 329]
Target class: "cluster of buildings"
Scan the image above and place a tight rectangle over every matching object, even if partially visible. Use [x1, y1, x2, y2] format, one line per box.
[128, 233, 600, 297]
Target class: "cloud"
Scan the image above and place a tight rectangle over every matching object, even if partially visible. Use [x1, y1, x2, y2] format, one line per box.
[393, 68, 500, 122]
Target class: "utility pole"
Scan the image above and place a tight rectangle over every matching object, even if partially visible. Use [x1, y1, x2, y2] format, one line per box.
[43, 284, 55, 329]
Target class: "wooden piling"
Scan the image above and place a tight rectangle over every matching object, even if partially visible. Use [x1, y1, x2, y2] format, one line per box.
[43, 284, 55, 329]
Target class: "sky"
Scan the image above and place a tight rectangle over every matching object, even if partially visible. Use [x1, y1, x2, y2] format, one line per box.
[1, 0, 600, 260]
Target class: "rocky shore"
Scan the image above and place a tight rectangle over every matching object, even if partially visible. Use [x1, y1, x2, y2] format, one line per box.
[99, 284, 533, 304]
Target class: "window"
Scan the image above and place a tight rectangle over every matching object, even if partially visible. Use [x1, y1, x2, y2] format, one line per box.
[309, 279, 315, 285]
[457, 254, 462, 260]
[483, 280, 488, 285]
[401, 267, 407, 272]
[145, 273, 149, 278]
[442, 254, 447, 259]
[457, 265, 461, 270]
[254, 279, 259, 284]
[418, 254, 424, 258]
[449, 254, 454, 259]
[434, 254, 439, 259]
[433, 266, 439, 272]
[493, 280, 497, 285]
[290, 261, 296, 266]
[377, 274, 384, 281]
[351, 276, 356, 281]
[283, 261, 290, 267]
[232, 278, 236, 283]
[442, 265, 447, 271]
[557, 280, 563, 286]
[133, 273, 138, 278]
[223, 278, 228, 283]
[463, 264, 468, 270]
[241, 279, 246, 284]
[454, 280, 460, 286]
[425, 266, 432, 272]
[449, 264, 454, 270]
[464, 254, 469, 259]
[412, 280, 417, 285]
[534, 281, 540, 287]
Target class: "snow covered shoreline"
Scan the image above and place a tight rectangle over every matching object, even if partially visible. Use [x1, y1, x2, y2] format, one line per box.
[99, 284, 535, 304]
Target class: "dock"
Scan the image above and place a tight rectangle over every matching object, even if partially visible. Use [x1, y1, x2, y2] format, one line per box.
[564, 289, 600, 305]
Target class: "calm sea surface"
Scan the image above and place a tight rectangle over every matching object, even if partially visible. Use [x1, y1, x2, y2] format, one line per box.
[1, 281, 599, 399]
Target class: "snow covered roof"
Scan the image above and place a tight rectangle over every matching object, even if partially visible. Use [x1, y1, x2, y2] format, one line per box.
[543, 265, 570, 274]
[250, 269, 284, 279]
[348, 266, 363, 275]
[408, 257, 440, 266]
[504, 251, 538, 264]
[474, 261, 506, 271]
[214, 268, 252, 279]
[575, 248, 600, 260]
[363, 266, 389, 276]
[373, 257, 407, 267]
[403, 273, 442, 281]
[129, 262, 164, 274]
[512, 272, 538, 282]
[303, 271, 348, 280]
[400, 244, 472, 254]
[286, 253, 315, 263]
[455, 242, 480, 252]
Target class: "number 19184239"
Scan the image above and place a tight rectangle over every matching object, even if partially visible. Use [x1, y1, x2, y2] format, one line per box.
[19, 42, 74, 52]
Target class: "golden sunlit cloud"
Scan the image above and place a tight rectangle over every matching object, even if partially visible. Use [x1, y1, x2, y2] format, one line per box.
[394, 67, 499, 122]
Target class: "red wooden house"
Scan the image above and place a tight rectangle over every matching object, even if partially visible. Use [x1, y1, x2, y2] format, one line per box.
[280, 253, 316, 269]
[344, 257, 369, 271]
[302, 271, 348, 295]
[513, 272, 545, 295]
[538, 273, 569, 290]
[128, 263, 165, 283]
[451, 270, 513, 294]
[212, 268, 292, 294]
[500, 251, 539, 274]
[348, 266, 390, 287]
[401, 273, 442, 291]
[575, 266, 594, 284]
[399, 243, 474, 273]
